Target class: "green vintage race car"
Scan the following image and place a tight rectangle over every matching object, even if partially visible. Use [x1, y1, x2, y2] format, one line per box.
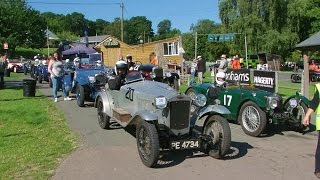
[186, 83, 310, 137]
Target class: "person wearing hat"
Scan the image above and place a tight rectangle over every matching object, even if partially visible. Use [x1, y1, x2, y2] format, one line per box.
[218, 54, 228, 72]
[197, 55, 206, 83]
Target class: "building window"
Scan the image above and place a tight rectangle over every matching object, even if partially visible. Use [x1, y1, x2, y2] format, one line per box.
[163, 42, 179, 56]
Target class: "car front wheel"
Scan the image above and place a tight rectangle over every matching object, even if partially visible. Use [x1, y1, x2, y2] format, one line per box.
[76, 84, 85, 107]
[97, 97, 110, 129]
[238, 101, 267, 137]
[203, 115, 231, 158]
[136, 121, 159, 167]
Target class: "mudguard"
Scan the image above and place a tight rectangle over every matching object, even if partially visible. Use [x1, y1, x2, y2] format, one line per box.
[192, 104, 230, 127]
[128, 110, 158, 126]
[284, 94, 311, 107]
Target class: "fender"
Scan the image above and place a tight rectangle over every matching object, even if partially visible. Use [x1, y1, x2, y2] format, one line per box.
[94, 91, 114, 117]
[284, 94, 311, 107]
[192, 104, 230, 127]
[127, 110, 158, 126]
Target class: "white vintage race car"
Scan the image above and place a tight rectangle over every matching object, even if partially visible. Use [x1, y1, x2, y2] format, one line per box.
[95, 71, 232, 167]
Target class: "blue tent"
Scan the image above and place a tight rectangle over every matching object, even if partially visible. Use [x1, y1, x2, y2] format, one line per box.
[62, 43, 96, 55]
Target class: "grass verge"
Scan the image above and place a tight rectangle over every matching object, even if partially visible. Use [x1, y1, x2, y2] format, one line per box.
[0, 74, 78, 179]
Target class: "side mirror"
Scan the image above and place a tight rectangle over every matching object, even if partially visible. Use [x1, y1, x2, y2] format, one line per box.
[108, 76, 121, 90]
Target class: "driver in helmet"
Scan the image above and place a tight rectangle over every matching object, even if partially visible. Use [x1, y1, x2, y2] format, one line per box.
[208, 71, 226, 100]
[115, 60, 129, 81]
[215, 71, 226, 87]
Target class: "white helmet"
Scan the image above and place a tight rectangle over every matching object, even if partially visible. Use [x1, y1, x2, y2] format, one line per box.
[66, 59, 70, 63]
[216, 71, 226, 86]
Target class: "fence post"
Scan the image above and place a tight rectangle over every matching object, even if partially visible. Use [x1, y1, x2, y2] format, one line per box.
[301, 70, 304, 95]
[275, 71, 278, 93]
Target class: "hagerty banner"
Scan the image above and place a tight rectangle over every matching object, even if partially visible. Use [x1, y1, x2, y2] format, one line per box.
[225, 68, 251, 85]
[253, 70, 276, 93]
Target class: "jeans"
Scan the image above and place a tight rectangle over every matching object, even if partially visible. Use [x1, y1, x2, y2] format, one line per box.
[316, 131, 320, 173]
[51, 76, 68, 98]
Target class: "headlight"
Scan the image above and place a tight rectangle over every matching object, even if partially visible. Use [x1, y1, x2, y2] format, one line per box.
[195, 94, 207, 107]
[289, 98, 298, 108]
[267, 97, 278, 109]
[165, 72, 172, 77]
[154, 96, 167, 109]
[88, 75, 96, 83]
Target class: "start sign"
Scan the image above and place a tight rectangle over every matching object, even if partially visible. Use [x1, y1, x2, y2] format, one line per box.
[3, 43, 8, 49]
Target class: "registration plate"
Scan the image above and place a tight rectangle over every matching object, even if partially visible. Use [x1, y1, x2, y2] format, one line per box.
[273, 112, 290, 119]
[170, 140, 200, 150]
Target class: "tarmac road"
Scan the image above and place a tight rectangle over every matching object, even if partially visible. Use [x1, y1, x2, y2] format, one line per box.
[36, 82, 319, 180]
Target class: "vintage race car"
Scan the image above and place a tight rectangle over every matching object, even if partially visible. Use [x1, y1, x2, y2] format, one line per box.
[95, 72, 231, 167]
[71, 65, 112, 107]
[186, 83, 310, 137]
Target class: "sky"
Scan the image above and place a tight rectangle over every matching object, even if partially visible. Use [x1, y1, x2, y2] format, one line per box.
[28, 0, 221, 33]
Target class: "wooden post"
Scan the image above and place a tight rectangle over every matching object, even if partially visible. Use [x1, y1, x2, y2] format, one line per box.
[303, 52, 310, 98]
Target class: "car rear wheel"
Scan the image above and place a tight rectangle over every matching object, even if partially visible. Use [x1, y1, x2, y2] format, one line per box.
[238, 101, 267, 137]
[136, 121, 159, 167]
[203, 115, 231, 158]
[97, 97, 110, 129]
[76, 84, 85, 107]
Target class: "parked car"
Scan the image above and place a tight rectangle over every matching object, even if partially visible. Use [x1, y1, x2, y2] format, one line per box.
[291, 70, 320, 83]
[133, 63, 180, 90]
[95, 71, 231, 167]
[7, 60, 24, 73]
[186, 83, 310, 137]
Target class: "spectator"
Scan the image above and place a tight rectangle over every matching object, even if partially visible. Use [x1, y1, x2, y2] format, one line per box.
[310, 60, 317, 71]
[48, 52, 71, 102]
[197, 55, 206, 83]
[189, 58, 198, 86]
[218, 54, 228, 72]
[232, 55, 241, 69]
[150, 52, 159, 66]
[0, 53, 8, 88]
[303, 83, 320, 178]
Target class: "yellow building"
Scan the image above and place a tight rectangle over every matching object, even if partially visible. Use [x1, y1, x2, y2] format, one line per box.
[94, 36, 183, 69]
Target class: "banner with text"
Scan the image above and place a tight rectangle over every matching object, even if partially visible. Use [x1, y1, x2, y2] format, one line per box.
[253, 70, 276, 93]
[226, 68, 251, 85]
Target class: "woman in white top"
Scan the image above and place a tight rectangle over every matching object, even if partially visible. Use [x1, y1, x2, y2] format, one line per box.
[48, 52, 71, 102]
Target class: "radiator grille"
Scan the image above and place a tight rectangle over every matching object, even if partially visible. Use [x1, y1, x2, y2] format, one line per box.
[169, 96, 191, 130]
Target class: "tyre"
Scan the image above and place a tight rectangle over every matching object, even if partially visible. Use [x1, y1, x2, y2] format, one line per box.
[203, 115, 231, 158]
[291, 74, 297, 83]
[97, 97, 110, 129]
[173, 79, 179, 91]
[38, 73, 43, 83]
[136, 121, 159, 167]
[311, 75, 317, 82]
[238, 101, 267, 137]
[76, 84, 85, 107]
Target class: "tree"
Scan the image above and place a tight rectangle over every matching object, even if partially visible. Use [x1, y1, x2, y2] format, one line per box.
[125, 16, 153, 45]
[0, 0, 46, 50]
